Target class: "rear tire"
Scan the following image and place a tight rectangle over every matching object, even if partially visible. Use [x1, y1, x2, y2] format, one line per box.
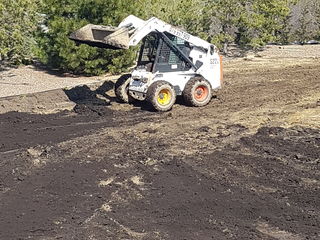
[183, 76, 212, 107]
[115, 74, 133, 103]
[147, 81, 176, 112]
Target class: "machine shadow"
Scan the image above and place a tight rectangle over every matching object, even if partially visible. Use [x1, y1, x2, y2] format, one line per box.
[64, 81, 116, 106]
[63, 82, 193, 113]
[131, 100, 155, 112]
[63, 81, 156, 113]
[131, 96, 187, 112]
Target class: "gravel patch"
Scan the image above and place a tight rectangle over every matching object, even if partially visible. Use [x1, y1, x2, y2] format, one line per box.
[259, 45, 320, 59]
[0, 65, 115, 98]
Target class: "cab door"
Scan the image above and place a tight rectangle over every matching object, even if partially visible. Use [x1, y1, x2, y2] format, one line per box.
[154, 33, 192, 73]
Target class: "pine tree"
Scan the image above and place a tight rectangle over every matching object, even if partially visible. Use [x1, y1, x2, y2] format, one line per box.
[36, 0, 142, 75]
[198, 0, 296, 49]
[312, 0, 320, 40]
[295, 1, 312, 42]
[0, 0, 40, 65]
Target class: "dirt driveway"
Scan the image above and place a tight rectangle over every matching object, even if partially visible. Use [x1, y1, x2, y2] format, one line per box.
[0, 54, 319, 239]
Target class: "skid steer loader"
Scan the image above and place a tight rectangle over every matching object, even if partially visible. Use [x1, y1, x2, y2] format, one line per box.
[70, 15, 223, 111]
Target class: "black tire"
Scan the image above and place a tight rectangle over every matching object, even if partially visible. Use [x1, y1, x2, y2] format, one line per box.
[183, 76, 212, 107]
[147, 81, 176, 112]
[114, 74, 133, 103]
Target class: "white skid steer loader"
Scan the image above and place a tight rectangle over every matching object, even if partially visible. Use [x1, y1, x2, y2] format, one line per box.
[70, 15, 223, 111]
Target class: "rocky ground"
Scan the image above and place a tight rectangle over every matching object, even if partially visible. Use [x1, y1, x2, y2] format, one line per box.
[0, 46, 319, 240]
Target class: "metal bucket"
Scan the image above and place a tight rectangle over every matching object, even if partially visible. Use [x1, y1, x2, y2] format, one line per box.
[69, 24, 130, 49]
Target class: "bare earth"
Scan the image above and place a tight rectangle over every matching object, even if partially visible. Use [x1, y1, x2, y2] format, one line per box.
[0, 45, 319, 240]
[0, 65, 115, 98]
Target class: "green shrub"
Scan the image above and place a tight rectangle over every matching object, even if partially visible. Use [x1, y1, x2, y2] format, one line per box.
[36, 0, 141, 75]
[0, 0, 40, 65]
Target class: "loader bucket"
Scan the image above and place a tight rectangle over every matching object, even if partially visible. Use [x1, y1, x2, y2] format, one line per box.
[69, 24, 130, 50]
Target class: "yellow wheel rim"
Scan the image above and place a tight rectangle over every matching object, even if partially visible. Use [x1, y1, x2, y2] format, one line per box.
[157, 89, 171, 105]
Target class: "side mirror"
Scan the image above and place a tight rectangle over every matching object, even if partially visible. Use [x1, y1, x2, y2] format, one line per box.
[210, 45, 215, 55]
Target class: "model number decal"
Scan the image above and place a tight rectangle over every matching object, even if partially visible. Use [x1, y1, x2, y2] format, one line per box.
[210, 58, 219, 65]
[168, 27, 191, 41]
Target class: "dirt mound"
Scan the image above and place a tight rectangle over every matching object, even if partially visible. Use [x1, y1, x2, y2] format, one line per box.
[73, 103, 114, 116]
[0, 110, 114, 152]
[0, 105, 152, 152]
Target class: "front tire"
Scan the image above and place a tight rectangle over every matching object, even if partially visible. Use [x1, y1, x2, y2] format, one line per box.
[147, 81, 176, 112]
[114, 74, 133, 103]
[183, 76, 212, 107]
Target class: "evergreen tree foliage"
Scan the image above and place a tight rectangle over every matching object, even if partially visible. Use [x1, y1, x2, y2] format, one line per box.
[36, 0, 141, 75]
[315, 2, 320, 39]
[142, 0, 206, 37]
[0, 0, 40, 65]
[2, 0, 315, 74]
[206, 0, 296, 48]
[294, 2, 313, 42]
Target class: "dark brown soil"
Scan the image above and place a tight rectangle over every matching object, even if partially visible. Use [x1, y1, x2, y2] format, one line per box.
[0, 59, 319, 240]
[0, 104, 157, 152]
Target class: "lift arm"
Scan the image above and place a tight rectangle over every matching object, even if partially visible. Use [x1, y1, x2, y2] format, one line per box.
[70, 15, 212, 54]
[121, 15, 211, 52]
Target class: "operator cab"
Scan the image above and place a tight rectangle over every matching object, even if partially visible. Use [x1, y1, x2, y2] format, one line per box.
[137, 32, 192, 73]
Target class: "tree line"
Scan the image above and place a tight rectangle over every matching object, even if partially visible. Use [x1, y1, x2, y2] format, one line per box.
[0, 0, 319, 75]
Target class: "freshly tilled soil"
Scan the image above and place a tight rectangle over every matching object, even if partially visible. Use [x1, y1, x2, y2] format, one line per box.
[0, 57, 319, 240]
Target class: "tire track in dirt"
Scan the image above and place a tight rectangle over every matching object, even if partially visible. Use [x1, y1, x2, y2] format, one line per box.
[0, 59, 319, 239]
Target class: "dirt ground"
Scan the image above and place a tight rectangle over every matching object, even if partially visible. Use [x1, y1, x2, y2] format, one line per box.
[0, 65, 111, 98]
[0, 48, 319, 239]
